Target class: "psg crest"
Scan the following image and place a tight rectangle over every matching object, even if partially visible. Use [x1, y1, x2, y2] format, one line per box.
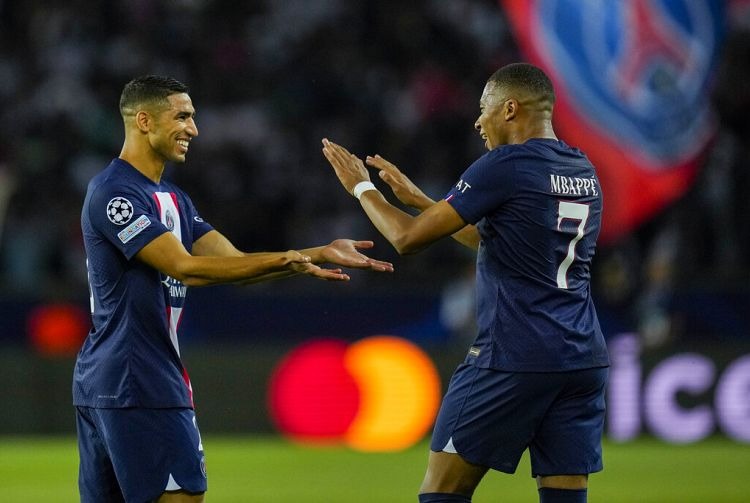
[502, 0, 726, 243]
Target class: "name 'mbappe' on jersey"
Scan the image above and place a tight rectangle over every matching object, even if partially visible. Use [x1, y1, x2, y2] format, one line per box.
[549, 174, 598, 197]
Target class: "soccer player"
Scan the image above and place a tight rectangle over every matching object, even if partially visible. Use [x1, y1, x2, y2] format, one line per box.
[74, 75, 393, 503]
[322, 63, 609, 503]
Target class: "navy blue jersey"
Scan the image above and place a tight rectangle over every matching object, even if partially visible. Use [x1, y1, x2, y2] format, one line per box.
[74, 158, 214, 408]
[445, 139, 609, 372]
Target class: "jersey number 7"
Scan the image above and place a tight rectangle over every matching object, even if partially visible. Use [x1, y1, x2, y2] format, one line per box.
[556, 201, 590, 289]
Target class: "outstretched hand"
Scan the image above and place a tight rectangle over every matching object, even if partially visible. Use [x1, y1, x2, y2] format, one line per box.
[275, 250, 342, 281]
[365, 155, 434, 211]
[322, 138, 433, 211]
[321, 239, 394, 272]
[287, 239, 393, 281]
[288, 261, 351, 281]
[322, 139, 370, 195]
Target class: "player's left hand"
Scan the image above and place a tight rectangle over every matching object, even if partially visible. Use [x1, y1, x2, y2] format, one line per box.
[321, 139, 370, 195]
[321, 239, 394, 273]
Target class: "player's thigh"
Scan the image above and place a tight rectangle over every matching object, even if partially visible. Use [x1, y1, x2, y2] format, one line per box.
[529, 367, 608, 477]
[94, 407, 207, 503]
[430, 365, 558, 474]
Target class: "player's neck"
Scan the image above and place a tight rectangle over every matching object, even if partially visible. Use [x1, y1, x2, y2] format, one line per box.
[509, 121, 557, 144]
[119, 145, 165, 184]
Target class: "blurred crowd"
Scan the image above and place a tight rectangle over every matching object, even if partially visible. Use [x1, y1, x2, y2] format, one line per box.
[0, 0, 510, 297]
[0, 0, 748, 345]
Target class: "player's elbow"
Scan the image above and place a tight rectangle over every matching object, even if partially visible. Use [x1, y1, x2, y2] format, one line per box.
[168, 259, 213, 287]
[168, 270, 209, 287]
[392, 234, 423, 255]
[180, 275, 212, 287]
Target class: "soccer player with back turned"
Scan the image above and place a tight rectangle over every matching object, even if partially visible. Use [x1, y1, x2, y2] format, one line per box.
[322, 63, 609, 503]
[74, 75, 393, 503]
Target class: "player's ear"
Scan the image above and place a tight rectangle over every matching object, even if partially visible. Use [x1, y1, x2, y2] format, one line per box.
[134, 110, 151, 133]
[504, 99, 518, 121]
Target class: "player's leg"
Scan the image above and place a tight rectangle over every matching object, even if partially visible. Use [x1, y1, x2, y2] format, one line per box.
[529, 367, 608, 503]
[536, 475, 588, 503]
[420, 364, 545, 501]
[156, 490, 205, 502]
[537, 474, 588, 489]
[419, 450, 488, 498]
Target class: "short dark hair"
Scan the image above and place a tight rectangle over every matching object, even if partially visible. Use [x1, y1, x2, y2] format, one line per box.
[119, 75, 189, 116]
[487, 63, 555, 104]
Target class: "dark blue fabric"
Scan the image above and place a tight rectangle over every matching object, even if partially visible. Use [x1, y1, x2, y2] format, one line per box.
[76, 406, 206, 503]
[431, 365, 607, 476]
[74, 158, 213, 408]
[445, 139, 608, 372]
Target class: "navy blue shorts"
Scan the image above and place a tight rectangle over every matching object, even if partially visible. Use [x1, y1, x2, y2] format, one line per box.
[430, 364, 608, 477]
[76, 406, 207, 503]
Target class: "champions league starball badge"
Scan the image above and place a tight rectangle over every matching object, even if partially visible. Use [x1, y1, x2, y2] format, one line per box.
[106, 197, 134, 225]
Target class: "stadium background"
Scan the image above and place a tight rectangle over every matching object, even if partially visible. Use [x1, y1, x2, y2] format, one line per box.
[1, 0, 750, 500]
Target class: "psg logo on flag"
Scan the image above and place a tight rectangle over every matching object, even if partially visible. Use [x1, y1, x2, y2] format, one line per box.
[502, 0, 726, 243]
[106, 197, 134, 225]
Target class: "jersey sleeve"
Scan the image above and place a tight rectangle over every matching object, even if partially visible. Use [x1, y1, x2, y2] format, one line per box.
[87, 183, 169, 260]
[183, 193, 214, 242]
[444, 149, 516, 224]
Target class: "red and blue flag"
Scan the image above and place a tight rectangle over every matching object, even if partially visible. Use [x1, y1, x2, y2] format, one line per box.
[502, 0, 726, 243]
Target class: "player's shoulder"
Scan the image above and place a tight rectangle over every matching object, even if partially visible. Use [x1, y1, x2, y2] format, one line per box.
[468, 142, 545, 178]
[89, 159, 156, 197]
[474, 139, 566, 166]
[509, 138, 585, 159]
[524, 139, 592, 166]
[85, 159, 155, 219]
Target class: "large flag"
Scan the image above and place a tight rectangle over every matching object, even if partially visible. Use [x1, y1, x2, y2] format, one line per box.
[502, 0, 726, 244]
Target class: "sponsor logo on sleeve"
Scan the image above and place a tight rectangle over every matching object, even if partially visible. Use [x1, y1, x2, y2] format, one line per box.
[117, 215, 151, 244]
[107, 197, 134, 225]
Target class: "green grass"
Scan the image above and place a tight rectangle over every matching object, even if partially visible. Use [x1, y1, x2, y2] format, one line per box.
[1, 436, 749, 502]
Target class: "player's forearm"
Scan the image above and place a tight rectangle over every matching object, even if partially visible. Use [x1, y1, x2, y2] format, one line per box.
[359, 191, 426, 255]
[410, 194, 437, 212]
[451, 225, 480, 250]
[175, 252, 299, 286]
[406, 197, 478, 250]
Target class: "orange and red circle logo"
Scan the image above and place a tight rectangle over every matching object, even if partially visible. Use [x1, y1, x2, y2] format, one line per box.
[268, 336, 441, 451]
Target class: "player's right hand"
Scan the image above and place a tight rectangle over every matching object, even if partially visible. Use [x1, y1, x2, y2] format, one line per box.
[288, 261, 351, 281]
[365, 155, 434, 211]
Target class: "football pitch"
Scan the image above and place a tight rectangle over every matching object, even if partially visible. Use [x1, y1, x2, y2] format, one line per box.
[1, 436, 748, 502]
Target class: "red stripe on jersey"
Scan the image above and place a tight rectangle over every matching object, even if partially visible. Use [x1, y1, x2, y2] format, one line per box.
[182, 367, 194, 407]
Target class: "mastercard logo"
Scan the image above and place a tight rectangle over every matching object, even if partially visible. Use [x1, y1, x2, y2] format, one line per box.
[268, 336, 442, 451]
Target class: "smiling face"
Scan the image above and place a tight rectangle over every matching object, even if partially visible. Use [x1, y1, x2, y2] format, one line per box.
[147, 93, 198, 164]
[474, 81, 510, 150]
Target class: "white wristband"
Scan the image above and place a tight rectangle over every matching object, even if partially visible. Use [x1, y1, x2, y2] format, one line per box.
[352, 181, 378, 200]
